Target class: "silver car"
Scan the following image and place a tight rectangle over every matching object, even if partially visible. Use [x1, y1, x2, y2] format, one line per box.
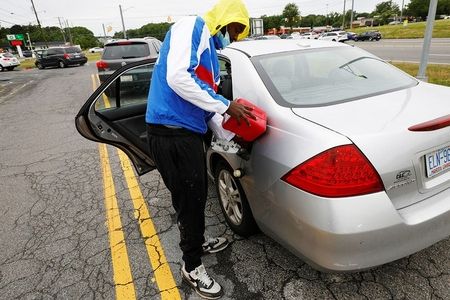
[76, 39, 450, 272]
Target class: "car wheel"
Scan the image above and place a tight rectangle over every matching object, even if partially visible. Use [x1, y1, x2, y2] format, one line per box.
[332, 39, 336, 42]
[369, 37, 373, 41]
[0, 65, 4, 72]
[214, 161, 258, 237]
[36, 62, 44, 69]
[6, 66, 15, 71]
[354, 38, 358, 41]
[59, 61, 66, 68]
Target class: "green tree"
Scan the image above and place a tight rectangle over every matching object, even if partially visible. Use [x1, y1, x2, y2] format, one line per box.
[406, 0, 450, 20]
[261, 14, 284, 31]
[372, 0, 401, 25]
[282, 3, 300, 30]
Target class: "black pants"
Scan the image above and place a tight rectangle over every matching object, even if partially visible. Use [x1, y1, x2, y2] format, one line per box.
[147, 124, 207, 272]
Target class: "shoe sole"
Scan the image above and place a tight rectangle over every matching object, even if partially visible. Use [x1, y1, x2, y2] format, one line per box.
[203, 241, 229, 255]
[181, 271, 223, 300]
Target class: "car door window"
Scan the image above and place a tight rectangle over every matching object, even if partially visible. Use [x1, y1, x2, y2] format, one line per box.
[96, 64, 153, 111]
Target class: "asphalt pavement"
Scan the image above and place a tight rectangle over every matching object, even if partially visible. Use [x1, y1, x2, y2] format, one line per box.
[0, 60, 449, 299]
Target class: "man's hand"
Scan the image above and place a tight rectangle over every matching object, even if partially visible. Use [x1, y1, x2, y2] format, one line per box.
[225, 100, 256, 126]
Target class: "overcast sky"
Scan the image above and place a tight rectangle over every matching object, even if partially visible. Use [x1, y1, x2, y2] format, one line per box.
[2, 0, 410, 36]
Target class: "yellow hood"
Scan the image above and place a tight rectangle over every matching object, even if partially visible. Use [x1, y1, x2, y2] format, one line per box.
[203, 0, 250, 41]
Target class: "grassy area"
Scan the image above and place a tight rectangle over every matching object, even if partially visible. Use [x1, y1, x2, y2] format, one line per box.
[352, 19, 450, 39]
[391, 62, 450, 86]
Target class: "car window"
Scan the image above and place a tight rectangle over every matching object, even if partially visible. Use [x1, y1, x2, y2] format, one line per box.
[1, 53, 14, 58]
[66, 47, 81, 53]
[102, 43, 151, 59]
[95, 64, 153, 111]
[47, 49, 57, 55]
[253, 47, 418, 107]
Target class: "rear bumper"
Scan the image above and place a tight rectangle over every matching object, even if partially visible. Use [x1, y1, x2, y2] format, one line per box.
[66, 57, 87, 65]
[252, 181, 450, 272]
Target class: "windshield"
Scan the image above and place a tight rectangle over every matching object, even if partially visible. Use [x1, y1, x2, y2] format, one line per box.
[253, 46, 418, 107]
[102, 43, 150, 59]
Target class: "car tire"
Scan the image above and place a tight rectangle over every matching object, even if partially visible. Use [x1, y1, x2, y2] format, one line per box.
[59, 61, 66, 68]
[369, 37, 373, 41]
[36, 62, 44, 69]
[332, 39, 336, 42]
[214, 161, 259, 237]
[0, 65, 4, 72]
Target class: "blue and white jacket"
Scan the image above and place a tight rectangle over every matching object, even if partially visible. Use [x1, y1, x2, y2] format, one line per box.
[145, 16, 230, 134]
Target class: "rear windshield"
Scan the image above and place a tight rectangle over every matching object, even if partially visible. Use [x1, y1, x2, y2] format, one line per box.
[1, 53, 14, 57]
[65, 47, 81, 53]
[252, 46, 418, 107]
[102, 43, 150, 59]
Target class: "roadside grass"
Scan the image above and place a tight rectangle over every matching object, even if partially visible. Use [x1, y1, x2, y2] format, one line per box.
[352, 19, 450, 39]
[391, 62, 450, 87]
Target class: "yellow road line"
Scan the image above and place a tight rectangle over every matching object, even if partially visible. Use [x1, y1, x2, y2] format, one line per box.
[118, 150, 181, 300]
[92, 74, 136, 299]
[95, 73, 111, 108]
[99, 144, 137, 299]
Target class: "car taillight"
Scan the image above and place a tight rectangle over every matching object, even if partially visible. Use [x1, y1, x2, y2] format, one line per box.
[96, 60, 109, 69]
[64, 53, 70, 59]
[281, 145, 383, 198]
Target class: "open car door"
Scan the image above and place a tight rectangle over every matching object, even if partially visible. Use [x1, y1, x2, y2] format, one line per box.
[75, 58, 156, 175]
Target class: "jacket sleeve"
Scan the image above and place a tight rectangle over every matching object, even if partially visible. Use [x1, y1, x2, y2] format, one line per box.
[166, 17, 230, 115]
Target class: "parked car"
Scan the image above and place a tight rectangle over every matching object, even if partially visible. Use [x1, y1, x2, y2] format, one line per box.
[298, 32, 319, 39]
[346, 32, 358, 41]
[89, 47, 104, 53]
[22, 50, 33, 57]
[76, 39, 450, 272]
[254, 35, 281, 40]
[34, 46, 87, 69]
[318, 31, 346, 42]
[96, 37, 161, 97]
[354, 31, 382, 41]
[0, 52, 20, 71]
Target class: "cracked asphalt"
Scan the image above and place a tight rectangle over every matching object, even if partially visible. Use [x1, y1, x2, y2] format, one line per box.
[0, 64, 449, 300]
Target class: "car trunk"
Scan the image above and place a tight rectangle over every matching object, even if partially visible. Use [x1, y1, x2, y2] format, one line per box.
[292, 82, 450, 209]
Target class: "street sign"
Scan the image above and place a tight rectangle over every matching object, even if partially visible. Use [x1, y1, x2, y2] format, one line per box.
[6, 34, 25, 41]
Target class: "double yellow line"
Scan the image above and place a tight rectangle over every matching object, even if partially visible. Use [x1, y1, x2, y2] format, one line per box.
[91, 75, 181, 299]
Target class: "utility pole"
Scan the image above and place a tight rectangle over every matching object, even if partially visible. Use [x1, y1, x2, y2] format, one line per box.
[400, 0, 405, 21]
[342, 0, 346, 29]
[30, 0, 48, 47]
[58, 17, 67, 43]
[65, 19, 73, 45]
[350, 0, 354, 29]
[119, 5, 127, 39]
[417, 0, 438, 82]
[102, 23, 107, 45]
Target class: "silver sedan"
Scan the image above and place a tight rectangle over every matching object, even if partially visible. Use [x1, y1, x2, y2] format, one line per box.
[76, 39, 450, 272]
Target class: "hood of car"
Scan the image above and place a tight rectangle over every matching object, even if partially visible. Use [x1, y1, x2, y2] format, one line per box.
[292, 82, 450, 209]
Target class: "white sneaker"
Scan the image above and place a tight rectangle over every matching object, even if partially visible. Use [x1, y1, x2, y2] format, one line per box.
[202, 237, 229, 254]
[181, 264, 223, 299]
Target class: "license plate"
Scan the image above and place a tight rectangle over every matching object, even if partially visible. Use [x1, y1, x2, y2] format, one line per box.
[425, 145, 450, 178]
[74, 54, 80, 57]
[121, 75, 133, 82]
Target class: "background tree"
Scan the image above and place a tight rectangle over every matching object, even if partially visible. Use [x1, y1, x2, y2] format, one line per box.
[406, 0, 450, 20]
[372, 0, 401, 25]
[260, 15, 284, 31]
[282, 3, 300, 30]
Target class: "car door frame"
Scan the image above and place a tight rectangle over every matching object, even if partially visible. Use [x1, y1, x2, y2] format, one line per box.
[75, 58, 157, 176]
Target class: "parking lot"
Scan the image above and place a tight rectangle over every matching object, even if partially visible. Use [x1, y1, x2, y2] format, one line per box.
[0, 53, 449, 299]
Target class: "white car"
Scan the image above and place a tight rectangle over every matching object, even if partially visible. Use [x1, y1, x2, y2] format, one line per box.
[76, 39, 450, 272]
[318, 31, 347, 42]
[0, 52, 20, 71]
[299, 32, 319, 39]
[88, 47, 104, 53]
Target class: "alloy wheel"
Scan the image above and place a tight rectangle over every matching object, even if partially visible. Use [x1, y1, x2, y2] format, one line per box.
[217, 169, 243, 226]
